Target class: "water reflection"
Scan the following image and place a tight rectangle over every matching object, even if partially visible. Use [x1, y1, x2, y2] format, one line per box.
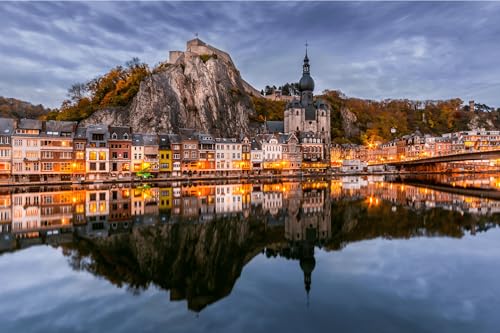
[1, 176, 500, 312]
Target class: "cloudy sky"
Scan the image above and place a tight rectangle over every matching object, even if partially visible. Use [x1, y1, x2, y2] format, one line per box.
[0, 1, 499, 109]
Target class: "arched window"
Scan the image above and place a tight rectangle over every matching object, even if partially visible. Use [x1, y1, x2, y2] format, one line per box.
[123, 133, 129, 140]
[322, 111, 325, 116]
[296, 111, 299, 116]
[296, 126, 299, 131]
[322, 127, 324, 132]
[112, 133, 117, 139]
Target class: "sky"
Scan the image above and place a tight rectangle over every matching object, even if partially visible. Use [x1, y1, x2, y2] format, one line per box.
[0, 1, 499, 109]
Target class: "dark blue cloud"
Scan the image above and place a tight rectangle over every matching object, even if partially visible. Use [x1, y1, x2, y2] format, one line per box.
[0, 1, 499, 108]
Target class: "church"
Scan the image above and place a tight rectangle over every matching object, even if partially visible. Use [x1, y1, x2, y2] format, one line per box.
[266, 49, 331, 160]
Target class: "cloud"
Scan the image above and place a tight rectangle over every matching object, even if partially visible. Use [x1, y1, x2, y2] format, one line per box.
[0, 2, 499, 108]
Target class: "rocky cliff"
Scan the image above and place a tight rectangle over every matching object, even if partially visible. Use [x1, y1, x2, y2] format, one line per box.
[81, 39, 256, 136]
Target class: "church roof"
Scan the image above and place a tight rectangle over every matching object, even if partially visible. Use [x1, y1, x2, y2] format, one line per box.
[265, 121, 284, 134]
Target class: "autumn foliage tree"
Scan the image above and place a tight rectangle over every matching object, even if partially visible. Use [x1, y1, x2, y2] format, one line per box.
[50, 58, 150, 121]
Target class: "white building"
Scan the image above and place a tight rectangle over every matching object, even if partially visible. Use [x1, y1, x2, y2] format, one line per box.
[215, 138, 242, 175]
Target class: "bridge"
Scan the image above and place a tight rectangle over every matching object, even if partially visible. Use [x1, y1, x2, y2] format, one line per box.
[367, 149, 500, 172]
[386, 149, 500, 167]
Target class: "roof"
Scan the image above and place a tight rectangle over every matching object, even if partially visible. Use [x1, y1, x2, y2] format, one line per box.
[286, 99, 302, 109]
[18, 119, 42, 130]
[109, 126, 131, 140]
[265, 121, 284, 134]
[44, 120, 76, 135]
[75, 127, 87, 139]
[214, 137, 240, 144]
[195, 133, 215, 144]
[132, 134, 144, 146]
[143, 134, 158, 146]
[251, 139, 262, 150]
[0, 118, 15, 135]
[167, 133, 182, 144]
[158, 134, 171, 148]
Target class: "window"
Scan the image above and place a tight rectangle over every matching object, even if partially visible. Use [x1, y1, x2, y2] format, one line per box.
[42, 163, 53, 171]
[90, 193, 96, 201]
[99, 152, 106, 160]
[112, 133, 117, 139]
[112, 152, 118, 159]
[92, 134, 104, 141]
[191, 151, 196, 159]
[89, 152, 97, 160]
[99, 192, 106, 200]
[89, 162, 96, 171]
[123, 152, 128, 159]
[99, 162, 106, 171]
[123, 133, 129, 140]
[76, 151, 84, 159]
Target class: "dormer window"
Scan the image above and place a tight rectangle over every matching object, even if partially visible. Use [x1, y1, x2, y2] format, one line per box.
[123, 133, 129, 140]
[112, 133, 118, 139]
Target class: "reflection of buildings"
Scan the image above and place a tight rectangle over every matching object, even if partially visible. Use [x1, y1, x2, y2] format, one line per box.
[3, 178, 500, 313]
[1, 178, 499, 253]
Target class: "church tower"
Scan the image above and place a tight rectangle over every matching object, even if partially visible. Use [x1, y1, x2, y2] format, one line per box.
[299, 50, 315, 107]
[283, 46, 331, 161]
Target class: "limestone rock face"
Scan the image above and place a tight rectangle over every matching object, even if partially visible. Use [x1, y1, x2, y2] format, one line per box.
[79, 107, 129, 128]
[81, 39, 256, 137]
[340, 107, 360, 138]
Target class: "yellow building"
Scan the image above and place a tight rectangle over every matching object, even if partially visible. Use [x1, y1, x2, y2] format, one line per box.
[159, 186, 173, 210]
[159, 135, 173, 177]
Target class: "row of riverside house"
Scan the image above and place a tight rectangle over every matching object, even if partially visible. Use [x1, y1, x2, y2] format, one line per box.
[330, 129, 500, 167]
[0, 119, 330, 183]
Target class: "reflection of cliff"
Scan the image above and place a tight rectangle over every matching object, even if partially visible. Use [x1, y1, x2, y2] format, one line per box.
[62, 216, 284, 312]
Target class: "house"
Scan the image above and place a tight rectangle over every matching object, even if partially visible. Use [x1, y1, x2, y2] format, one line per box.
[250, 138, 263, 172]
[341, 159, 366, 173]
[39, 120, 76, 181]
[108, 126, 132, 179]
[85, 125, 109, 180]
[0, 118, 14, 182]
[12, 119, 42, 182]
[196, 133, 216, 175]
[215, 137, 241, 176]
[73, 128, 87, 181]
[158, 135, 173, 177]
[143, 134, 159, 176]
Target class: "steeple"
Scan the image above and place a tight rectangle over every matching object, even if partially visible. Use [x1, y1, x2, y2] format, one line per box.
[299, 43, 315, 107]
[303, 42, 310, 75]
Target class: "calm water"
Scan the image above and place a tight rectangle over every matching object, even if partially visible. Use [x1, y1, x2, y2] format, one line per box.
[1, 175, 500, 332]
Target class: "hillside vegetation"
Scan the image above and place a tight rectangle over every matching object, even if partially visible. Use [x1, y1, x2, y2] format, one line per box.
[46, 58, 150, 121]
[255, 87, 500, 144]
[0, 97, 50, 119]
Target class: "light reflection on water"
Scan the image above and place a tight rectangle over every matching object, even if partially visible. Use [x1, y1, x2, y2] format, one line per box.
[1, 175, 500, 332]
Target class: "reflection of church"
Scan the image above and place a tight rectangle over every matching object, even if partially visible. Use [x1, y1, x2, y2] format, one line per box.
[283, 184, 331, 301]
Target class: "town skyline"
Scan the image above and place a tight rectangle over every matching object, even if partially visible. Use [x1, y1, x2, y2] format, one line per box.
[0, 2, 499, 108]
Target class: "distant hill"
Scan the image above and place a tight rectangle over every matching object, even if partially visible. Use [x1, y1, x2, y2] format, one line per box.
[257, 85, 500, 144]
[0, 96, 51, 119]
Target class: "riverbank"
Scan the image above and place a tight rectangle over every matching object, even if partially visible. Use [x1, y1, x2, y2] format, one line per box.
[1, 170, 499, 187]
